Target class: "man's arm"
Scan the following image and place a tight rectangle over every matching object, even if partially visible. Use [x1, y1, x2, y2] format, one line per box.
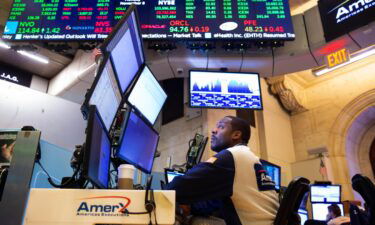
[166, 150, 235, 204]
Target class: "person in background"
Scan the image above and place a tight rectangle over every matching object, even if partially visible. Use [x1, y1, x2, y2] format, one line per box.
[326, 204, 350, 225]
[167, 116, 279, 225]
[1, 142, 15, 162]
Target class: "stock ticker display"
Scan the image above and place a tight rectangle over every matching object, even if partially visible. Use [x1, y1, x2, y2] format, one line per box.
[2, 0, 295, 41]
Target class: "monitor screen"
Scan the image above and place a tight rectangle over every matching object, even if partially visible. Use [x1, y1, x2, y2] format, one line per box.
[102, 5, 144, 94]
[311, 185, 341, 203]
[298, 209, 308, 225]
[260, 159, 281, 190]
[87, 58, 122, 132]
[117, 111, 159, 174]
[128, 66, 167, 125]
[189, 71, 262, 109]
[312, 203, 344, 221]
[83, 106, 111, 189]
[165, 169, 185, 184]
[2, 0, 295, 41]
[318, 0, 375, 42]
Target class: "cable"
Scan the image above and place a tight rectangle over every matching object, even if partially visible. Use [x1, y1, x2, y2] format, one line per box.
[37, 161, 80, 188]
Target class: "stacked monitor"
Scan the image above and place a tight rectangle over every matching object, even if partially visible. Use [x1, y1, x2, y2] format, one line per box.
[83, 105, 111, 189]
[102, 7, 145, 94]
[84, 56, 122, 132]
[127, 65, 167, 125]
[117, 110, 160, 174]
[311, 185, 341, 203]
[81, 5, 167, 188]
[312, 203, 344, 221]
[189, 71, 263, 110]
[310, 184, 342, 220]
[260, 159, 281, 191]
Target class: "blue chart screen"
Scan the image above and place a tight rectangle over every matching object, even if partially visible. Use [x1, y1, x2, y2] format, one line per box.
[190, 71, 262, 109]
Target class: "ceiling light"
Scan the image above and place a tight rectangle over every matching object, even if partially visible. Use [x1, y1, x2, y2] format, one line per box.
[17, 50, 49, 64]
[0, 41, 11, 49]
[314, 45, 375, 76]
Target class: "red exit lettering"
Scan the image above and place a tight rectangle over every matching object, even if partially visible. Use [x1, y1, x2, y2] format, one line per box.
[95, 21, 110, 27]
[244, 20, 257, 26]
[170, 20, 189, 26]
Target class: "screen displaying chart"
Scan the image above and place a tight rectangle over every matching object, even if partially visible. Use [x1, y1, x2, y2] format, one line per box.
[189, 71, 262, 109]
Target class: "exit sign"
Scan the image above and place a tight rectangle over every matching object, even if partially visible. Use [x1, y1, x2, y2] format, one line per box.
[325, 48, 350, 68]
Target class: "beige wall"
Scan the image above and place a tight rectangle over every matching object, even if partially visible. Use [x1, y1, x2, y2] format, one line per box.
[154, 108, 204, 172]
[288, 54, 375, 200]
[259, 78, 296, 186]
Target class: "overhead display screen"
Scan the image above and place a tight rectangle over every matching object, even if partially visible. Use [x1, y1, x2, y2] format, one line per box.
[318, 0, 375, 42]
[2, 0, 295, 41]
[189, 71, 263, 110]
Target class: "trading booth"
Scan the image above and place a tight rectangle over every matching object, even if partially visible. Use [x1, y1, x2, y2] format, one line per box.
[1, 0, 373, 223]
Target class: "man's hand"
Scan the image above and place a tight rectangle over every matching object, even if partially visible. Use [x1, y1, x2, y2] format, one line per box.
[179, 204, 191, 217]
[1, 142, 15, 161]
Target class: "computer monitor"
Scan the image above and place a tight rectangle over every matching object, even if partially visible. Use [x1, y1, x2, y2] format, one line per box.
[117, 110, 159, 174]
[298, 208, 309, 225]
[127, 65, 167, 125]
[312, 203, 344, 221]
[83, 56, 122, 132]
[164, 169, 185, 184]
[189, 70, 263, 109]
[101, 5, 145, 94]
[83, 105, 111, 189]
[310, 184, 341, 203]
[260, 159, 281, 190]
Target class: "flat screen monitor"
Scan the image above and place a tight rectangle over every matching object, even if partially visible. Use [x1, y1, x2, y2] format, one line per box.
[101, 5, 145, 94]
[311, 184, 341, 203]
[83, 105, 111, 189]
[318, 0, 375, 42]
[298, 209, 308, 225]
[84, 56, 122, 132]
[312, 203, 344, 221]
[164, 169, 185, 184]
[260, 159, 281, 190]
[117, 110, 159, 174]
[189, 71, 262, 109]
[127, 65, 167, 125]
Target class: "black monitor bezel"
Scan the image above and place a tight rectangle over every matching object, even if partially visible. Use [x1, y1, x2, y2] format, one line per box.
[100, 4, 146, 95]
[188, 70, 263, 110]
[310, 184, 342, 203]
[259, 159, 281, 190]
[83, 105, 112, 189]
[311, 202, 344, 221]
[81, 54, 123, 134]
[116, 108, 160, 174]
[125, 64, 167, 125]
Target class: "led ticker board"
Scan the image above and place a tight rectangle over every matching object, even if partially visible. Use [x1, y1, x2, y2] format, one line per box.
[3, 0, 128, 40]
[2, 0, 295, 41]
[318, 0, 375, 42]
[140, 0, 295, 40]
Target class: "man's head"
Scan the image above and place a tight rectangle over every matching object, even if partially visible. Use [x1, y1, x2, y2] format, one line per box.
[328, 204, 342, 218]
[210, 116, 251, 152]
